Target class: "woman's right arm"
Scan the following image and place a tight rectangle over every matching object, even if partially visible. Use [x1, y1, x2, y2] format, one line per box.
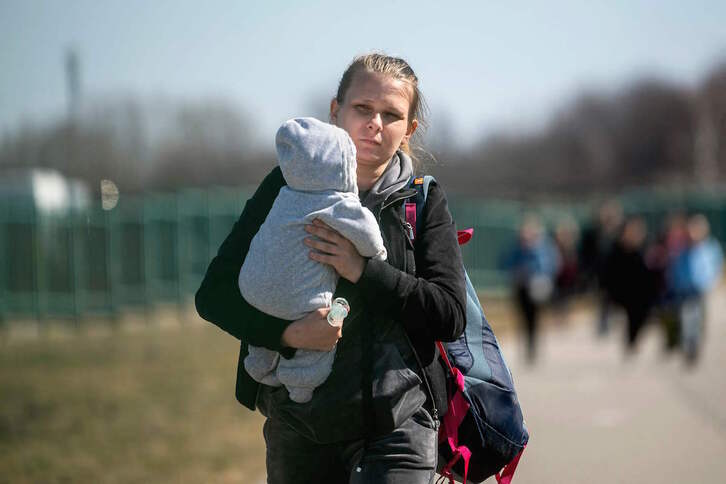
[195, 167, 293, 350]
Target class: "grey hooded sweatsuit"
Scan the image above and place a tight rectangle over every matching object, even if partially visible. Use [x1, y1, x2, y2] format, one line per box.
[238, 117, 387, 403]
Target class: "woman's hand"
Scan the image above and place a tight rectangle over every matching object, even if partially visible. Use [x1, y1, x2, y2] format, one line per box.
[304, 219, 366, 283]
[280, 307, 342, 351]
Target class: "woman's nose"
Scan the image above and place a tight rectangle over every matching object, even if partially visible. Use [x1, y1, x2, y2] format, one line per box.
[367, 113, 382, 131]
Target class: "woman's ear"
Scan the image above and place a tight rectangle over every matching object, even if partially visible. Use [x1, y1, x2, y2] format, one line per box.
[329, 98, 339, 124]
[403, 119, 418, 143]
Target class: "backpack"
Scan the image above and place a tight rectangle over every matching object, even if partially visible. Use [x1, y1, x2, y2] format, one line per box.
[406, 176, 529, 484]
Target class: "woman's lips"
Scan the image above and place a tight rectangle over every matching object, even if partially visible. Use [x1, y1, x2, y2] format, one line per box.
[360, 139, 381, 146]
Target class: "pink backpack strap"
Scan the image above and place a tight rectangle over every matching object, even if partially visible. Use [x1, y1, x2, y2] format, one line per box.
[404, 201, 417, 240]
[405, 176, 472, 246]
[436, 341, 525, 484]
[495, 445, 526, 484]
[436, 341, 473, 484]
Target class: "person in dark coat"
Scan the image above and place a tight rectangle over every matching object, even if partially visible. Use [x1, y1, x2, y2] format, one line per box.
[195, 53, 466, 484]
[602, 216, 658, 353]
[579, 199, 623, 336]
[552, 216, 580, 317]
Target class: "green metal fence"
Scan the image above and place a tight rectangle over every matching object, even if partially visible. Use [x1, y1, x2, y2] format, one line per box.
[0, 186, 250, 323]
[2, 185, 725, 323]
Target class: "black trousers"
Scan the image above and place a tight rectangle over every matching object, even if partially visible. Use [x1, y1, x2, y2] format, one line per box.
[262, 405, 438, 484]
[624, 303, 650, 350]
[516, 285, 539, 362]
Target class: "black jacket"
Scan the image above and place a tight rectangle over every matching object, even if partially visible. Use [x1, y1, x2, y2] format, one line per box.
[602, 241, 657, 310]
[195, 167, 466, 418]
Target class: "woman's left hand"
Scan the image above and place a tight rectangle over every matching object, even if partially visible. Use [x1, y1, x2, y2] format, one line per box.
[304, 219, 366, 283]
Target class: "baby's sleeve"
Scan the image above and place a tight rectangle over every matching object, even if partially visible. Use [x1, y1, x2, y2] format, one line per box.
[313, 197, 387, 261]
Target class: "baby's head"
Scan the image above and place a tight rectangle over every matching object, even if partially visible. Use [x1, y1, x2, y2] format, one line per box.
[276, 117, 358, 194]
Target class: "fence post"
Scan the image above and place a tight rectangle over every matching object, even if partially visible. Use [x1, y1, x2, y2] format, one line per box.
[31, 201, 44, 327]
[70, 208, 81, 327]
[0, 202, 5, 330]
[107, 203, 121, 326]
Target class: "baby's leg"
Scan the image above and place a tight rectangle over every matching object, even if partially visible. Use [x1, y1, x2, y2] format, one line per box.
[286, 387, 315, 403]
[244, 346, 282, 386]
[277, 348, 336, 401]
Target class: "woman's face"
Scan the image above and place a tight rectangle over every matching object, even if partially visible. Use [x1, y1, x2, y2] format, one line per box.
[330, 71, 418, 171]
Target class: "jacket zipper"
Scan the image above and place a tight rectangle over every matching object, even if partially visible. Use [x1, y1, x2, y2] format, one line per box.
[374, 189, 438, 424]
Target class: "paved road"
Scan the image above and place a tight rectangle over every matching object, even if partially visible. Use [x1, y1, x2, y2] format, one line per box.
[496, 288, 726, 484]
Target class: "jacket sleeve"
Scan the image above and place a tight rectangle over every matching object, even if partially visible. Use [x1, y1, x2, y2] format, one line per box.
[194, 167, 294, 352]
[313, 197, 387, 260]
[356, 182, 467, 342]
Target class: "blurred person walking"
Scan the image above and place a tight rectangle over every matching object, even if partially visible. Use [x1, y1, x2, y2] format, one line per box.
[579, 200, 623, 336]
[646, 213, 689, 352]
[552, 216, 581, 320]
[601, 217, 659, 355]
[501, 214, 560, 363]
[667, 214, 723, 365]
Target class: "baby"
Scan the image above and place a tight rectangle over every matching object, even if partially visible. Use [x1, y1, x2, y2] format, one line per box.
[238, 117, 387, 403]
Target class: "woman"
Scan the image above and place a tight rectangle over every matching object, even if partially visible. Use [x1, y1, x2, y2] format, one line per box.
[195, 53, 466, 483]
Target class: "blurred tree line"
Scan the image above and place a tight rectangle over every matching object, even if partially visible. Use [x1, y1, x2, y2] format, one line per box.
[434, 62, 726, 198]
[0, 97, 276, 194]
[1, 62, 725, 199]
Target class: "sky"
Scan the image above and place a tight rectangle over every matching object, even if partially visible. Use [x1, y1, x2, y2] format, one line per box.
[2, 0, 726, 149]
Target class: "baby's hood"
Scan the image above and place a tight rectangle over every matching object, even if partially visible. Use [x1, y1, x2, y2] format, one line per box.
[276, 117, 358, 193]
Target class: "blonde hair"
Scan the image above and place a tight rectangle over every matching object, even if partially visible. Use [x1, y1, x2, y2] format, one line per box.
[335, 53, 429, 167]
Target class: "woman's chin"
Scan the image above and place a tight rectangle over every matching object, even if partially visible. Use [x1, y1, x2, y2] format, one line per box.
[356, 151, 394, 170]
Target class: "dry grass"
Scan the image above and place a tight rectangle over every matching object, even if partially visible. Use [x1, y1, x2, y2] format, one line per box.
[0, 313, 266, 484]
